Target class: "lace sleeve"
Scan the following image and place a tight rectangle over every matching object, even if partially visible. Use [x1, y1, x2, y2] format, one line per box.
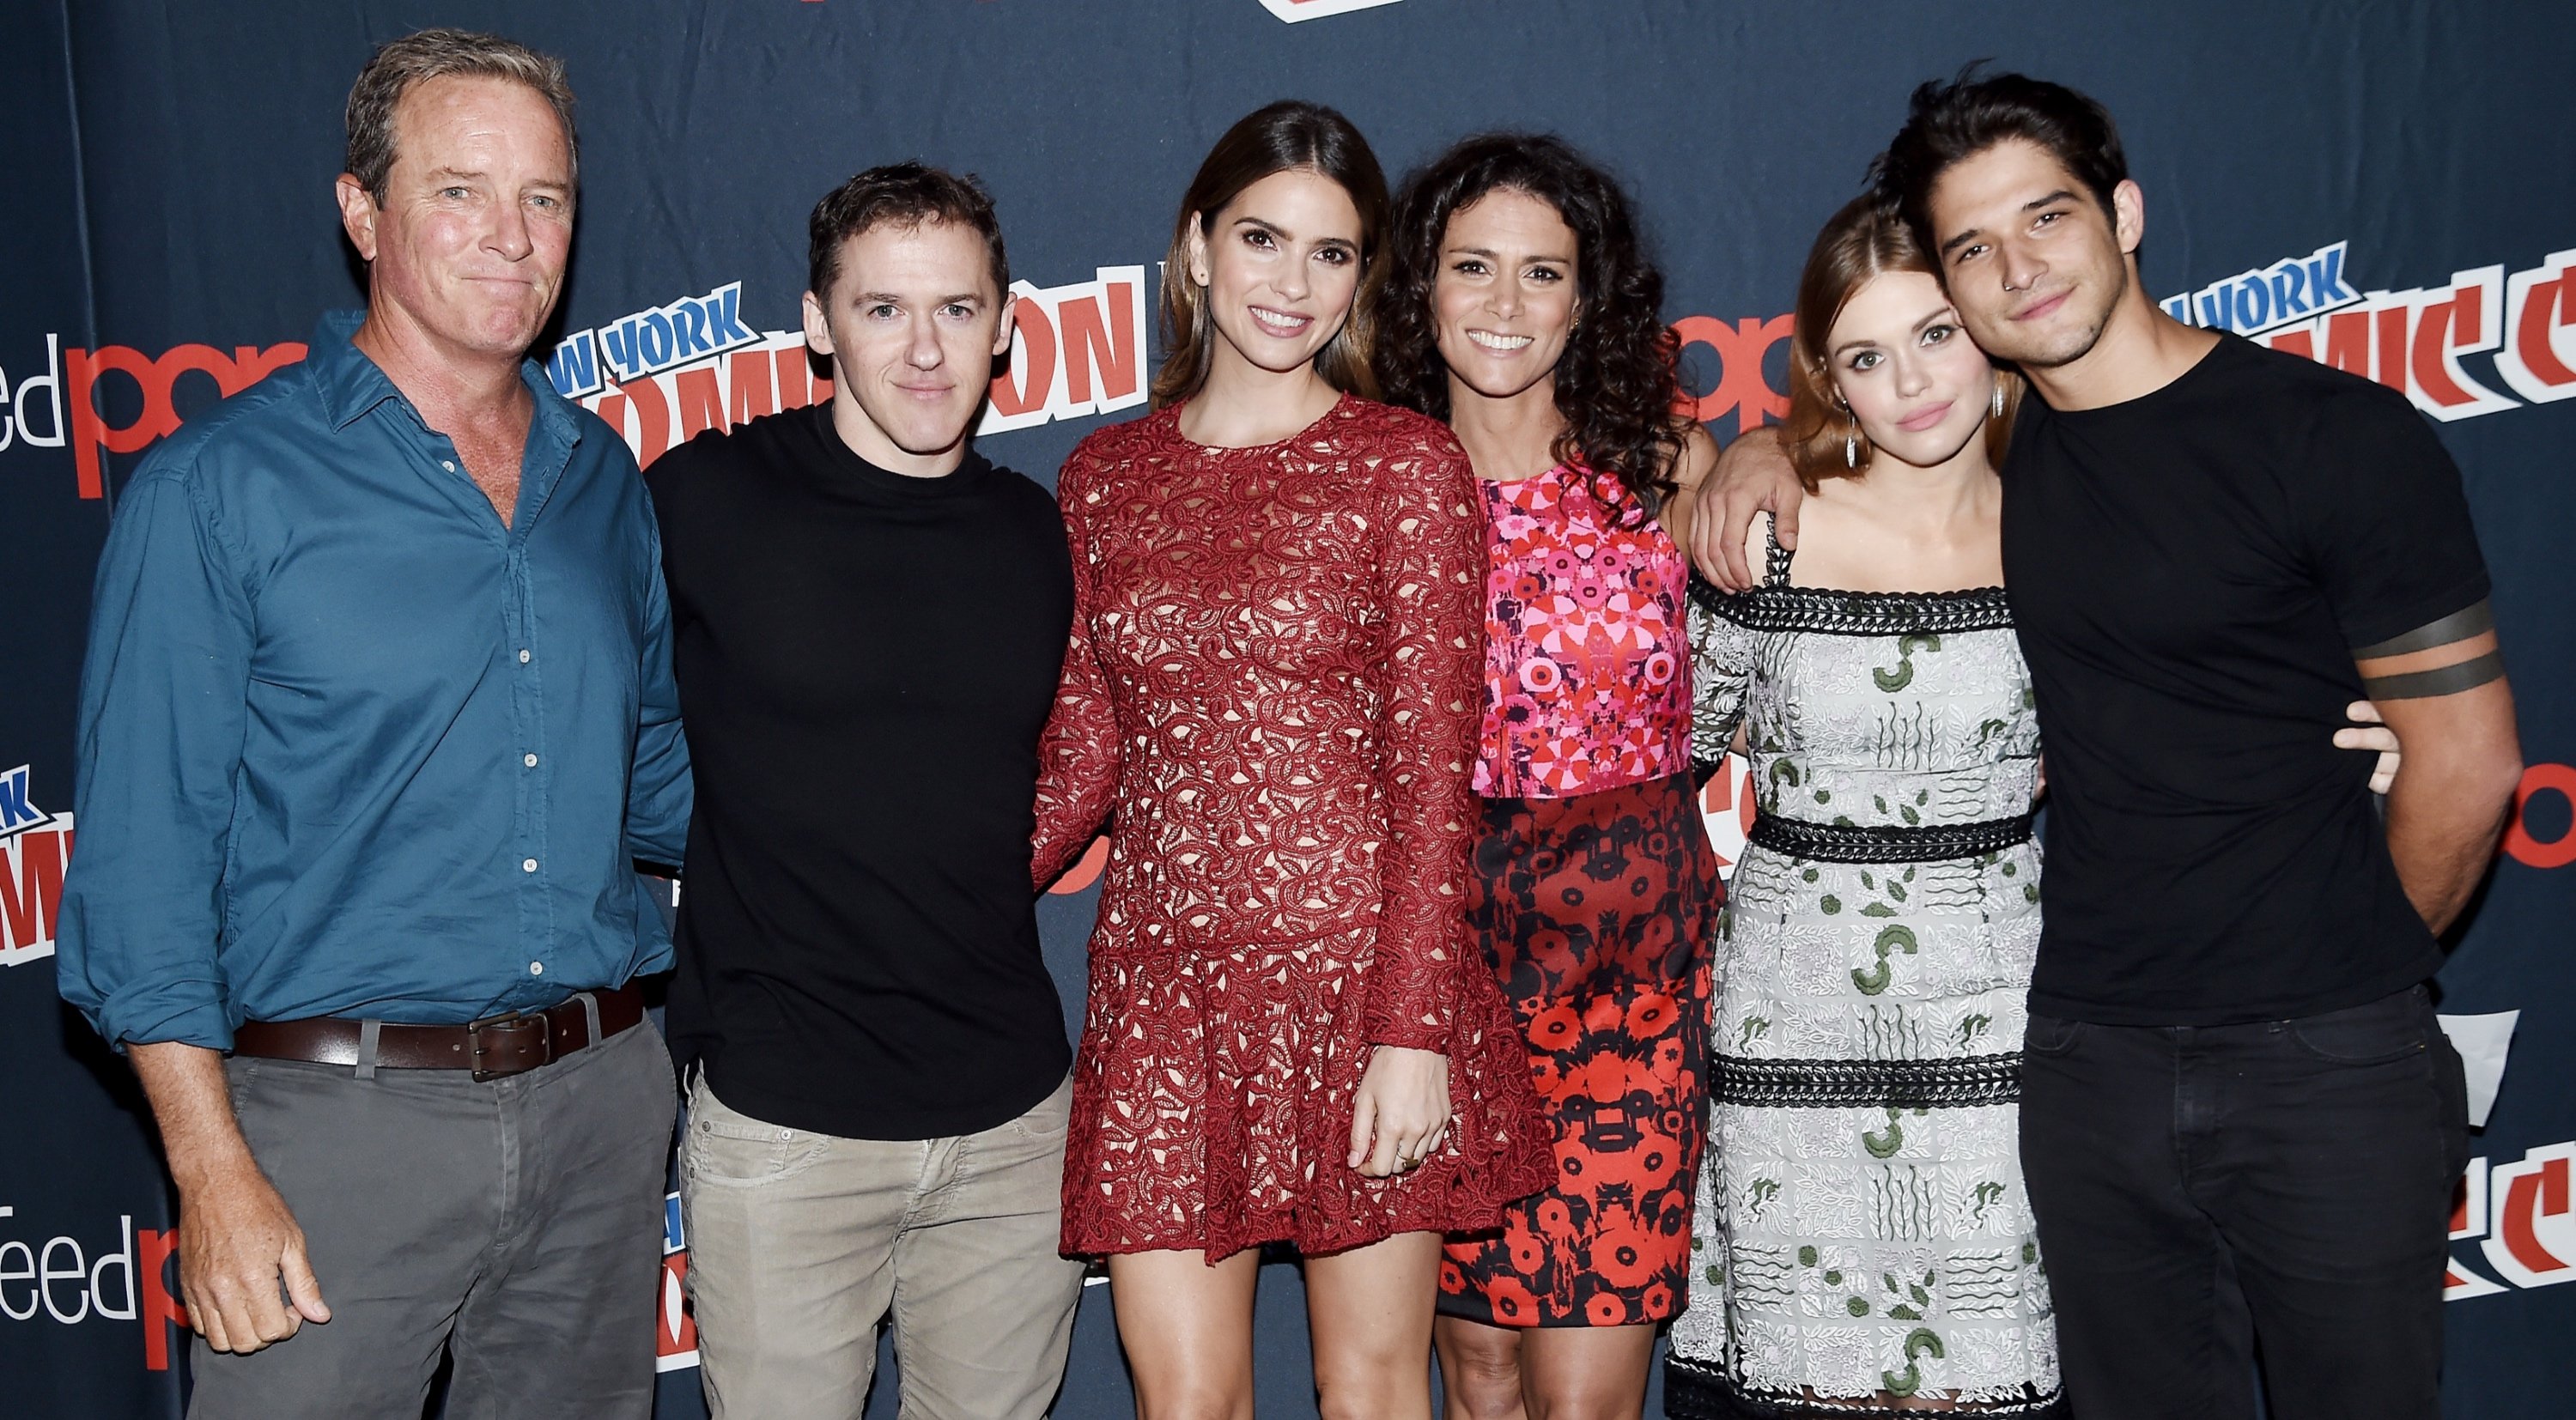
[1031, 448, 1121, 890]
[1686, 577, 1757, 775]
[1359, 429, 1485, 1053]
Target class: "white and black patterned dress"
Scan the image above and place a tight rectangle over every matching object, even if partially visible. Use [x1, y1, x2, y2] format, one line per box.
[1665, 532, 2063, 1418]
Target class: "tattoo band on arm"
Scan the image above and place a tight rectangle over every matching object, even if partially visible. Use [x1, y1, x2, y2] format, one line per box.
[2351, 599, 2494, 658]
[2361, 650, 2507, 700]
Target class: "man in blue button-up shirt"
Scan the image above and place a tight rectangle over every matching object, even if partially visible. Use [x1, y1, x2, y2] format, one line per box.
[57, 30, 689, 1418]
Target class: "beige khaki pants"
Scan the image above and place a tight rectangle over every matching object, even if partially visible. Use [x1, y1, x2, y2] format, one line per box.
[679, 1073, 1084, 1420]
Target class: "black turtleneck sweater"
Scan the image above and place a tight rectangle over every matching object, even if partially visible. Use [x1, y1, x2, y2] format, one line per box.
[645, 402, 1073, 1140]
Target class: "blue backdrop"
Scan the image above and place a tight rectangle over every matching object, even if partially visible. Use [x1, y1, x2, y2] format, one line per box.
[4, 2, 2572, 1416]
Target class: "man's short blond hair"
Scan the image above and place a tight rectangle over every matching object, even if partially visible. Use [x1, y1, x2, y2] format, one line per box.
[344, 28, 577, 205]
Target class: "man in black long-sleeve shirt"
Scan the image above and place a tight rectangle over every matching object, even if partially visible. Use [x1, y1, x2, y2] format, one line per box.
[644, 165, 1081, 1420]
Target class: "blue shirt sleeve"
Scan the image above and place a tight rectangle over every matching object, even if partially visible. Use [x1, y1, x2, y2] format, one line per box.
[626, 514, 691, 868]
[57, 464, 253, 1051]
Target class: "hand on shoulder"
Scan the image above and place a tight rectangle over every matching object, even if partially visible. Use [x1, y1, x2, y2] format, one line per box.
[1688, 426, 1804, 591]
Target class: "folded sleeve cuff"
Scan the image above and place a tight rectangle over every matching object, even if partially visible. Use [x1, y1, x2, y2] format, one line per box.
[95, 990, 234, 1054]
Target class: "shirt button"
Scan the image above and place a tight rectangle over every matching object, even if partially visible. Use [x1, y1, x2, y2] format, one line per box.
[441, 460, 456, 472]
[519, 650, 532, 664]
[530, 962, 544, 976]
[523, 753, 539, 768]
[522, 858, 538, 872]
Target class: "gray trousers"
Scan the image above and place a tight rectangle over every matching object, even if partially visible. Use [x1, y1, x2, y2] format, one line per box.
[187, 1016, 677, 1420]
[679, 1072, 1086, 1420]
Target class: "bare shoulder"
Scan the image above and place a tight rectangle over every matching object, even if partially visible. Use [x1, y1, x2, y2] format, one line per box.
[1671, 423, 1721, 490]
[1654, 424, 1721, 549]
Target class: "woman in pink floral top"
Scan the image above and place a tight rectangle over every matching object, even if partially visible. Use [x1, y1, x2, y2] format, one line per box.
[1375, 133, 1722, 1418]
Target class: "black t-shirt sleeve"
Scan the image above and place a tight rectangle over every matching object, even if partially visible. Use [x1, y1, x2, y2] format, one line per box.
[2292, 378, 2491, 651]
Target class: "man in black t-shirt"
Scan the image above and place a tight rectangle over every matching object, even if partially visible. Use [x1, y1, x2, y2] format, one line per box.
[1700, 76, 2523, 1420]
[644, 166, 1082, 1420]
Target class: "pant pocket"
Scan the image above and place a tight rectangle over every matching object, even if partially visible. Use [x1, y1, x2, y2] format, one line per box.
[1001, 1073, 1077, 1144]
[2023, 1010, 2088, 1057]
[681, 1078, 825, 1186]
[2285, 986, 2431, 1065]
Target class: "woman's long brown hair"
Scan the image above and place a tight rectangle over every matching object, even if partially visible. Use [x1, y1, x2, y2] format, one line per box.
[1150, 100, 1390, 409]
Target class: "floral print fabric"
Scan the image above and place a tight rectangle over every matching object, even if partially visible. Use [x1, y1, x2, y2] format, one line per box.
[1476, 464, 1691, 799]
[1439, 772, 1718, 1327]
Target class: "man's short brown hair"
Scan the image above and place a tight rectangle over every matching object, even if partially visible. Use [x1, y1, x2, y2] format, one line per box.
[807, 164, 1010, 306]
[345, 28, 578, 205]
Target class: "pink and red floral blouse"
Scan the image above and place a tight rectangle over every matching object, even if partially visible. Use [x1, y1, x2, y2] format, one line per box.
[1476, 463, 1692, 799]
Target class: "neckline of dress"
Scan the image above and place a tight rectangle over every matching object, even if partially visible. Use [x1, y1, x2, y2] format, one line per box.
[1477, 460, 1571, 490]
[1168, 390, 1351, 453]
[1759, 513, 2003, 599]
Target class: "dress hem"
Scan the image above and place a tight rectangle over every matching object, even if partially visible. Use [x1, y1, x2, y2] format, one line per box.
[1662, 1356, 2068, 1419]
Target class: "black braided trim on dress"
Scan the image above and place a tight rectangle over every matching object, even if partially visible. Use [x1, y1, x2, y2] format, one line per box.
[1665, 1354, 2069, 1419]
[1748, 812, 2032, 864]
[1713, 1053, 2026, 1108]
[1687, 573, 2014, 637]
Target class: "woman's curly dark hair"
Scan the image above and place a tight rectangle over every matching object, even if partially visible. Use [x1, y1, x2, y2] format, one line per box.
[1373, 133, 1692, 525]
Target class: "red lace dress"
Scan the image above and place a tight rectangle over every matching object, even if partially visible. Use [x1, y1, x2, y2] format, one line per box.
[1032, 394, 1552, 1261]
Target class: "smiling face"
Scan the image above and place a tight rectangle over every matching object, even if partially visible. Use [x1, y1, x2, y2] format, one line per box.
[337, 75, 574, 361]
[1826, 269, 1996, 469]
[1187, 167, 1365, 381]
[1432, 187, 1580, 406]
[801, 217, 1012, 476]
[1926, 138, 2140, 370]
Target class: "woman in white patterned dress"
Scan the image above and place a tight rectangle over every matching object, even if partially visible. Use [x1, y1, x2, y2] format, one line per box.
[1664, 195, 2059, 1417]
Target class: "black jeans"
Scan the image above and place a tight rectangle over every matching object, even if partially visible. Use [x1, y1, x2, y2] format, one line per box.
[2020, 984, 2468, 1420]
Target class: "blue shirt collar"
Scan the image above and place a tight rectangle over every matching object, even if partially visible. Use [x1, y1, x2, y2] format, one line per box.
[307, 309, 580, 451]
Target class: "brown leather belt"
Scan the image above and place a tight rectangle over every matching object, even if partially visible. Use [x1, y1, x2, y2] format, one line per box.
[232, 984, 645, 1081]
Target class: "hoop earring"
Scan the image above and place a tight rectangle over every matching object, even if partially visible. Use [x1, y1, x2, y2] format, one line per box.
[1992, 382, 2006, 418]
[1844, 432, 1858, 469]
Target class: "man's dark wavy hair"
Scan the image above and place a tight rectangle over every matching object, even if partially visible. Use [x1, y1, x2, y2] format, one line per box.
[1373, 133, 1690, 525]
[1873, 65, 2128, 258]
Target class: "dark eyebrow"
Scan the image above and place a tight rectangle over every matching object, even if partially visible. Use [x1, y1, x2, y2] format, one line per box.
[1913, 306, 1958, 332]
[1939, 189, 2082, 258]
[1443, 244, 1574, 264]
[1237, 214, 1360, 252]
[1830, 337, 1880, 359]
[853, 291, 985, 307]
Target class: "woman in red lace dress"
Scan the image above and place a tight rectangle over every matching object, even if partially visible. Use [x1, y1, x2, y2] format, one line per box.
[1030, 102, 1550, 1417]
[1372, 135, 1723, 1419]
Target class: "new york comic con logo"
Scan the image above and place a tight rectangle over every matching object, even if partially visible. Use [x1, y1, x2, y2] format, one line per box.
[14, 237, 2576, 497]
[2449, 1142, 2576, 1300]
[0, 766, 71, 967]
[538, 268, 1148, 468]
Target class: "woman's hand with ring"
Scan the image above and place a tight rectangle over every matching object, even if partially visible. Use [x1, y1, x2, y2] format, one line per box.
[1350, 1045, 1452, 1178]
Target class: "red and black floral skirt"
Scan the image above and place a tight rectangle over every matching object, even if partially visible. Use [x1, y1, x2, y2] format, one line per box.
[1438, 770, 1721, 1328]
